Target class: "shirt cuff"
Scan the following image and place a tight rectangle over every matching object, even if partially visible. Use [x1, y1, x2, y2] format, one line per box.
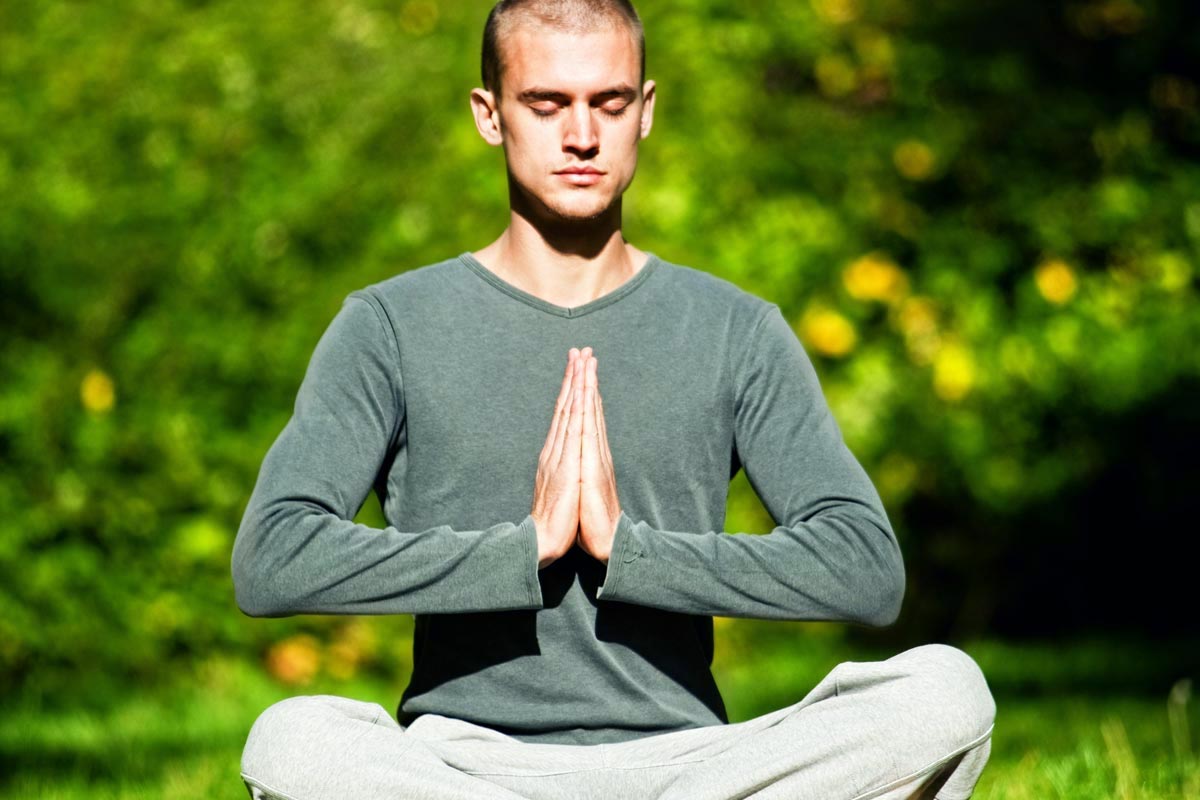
[596, 511, 640, 600]
[517, 514, 544, 608]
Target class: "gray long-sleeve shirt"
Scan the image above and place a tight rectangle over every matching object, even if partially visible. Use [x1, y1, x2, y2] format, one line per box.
[231, 251, 905, 745]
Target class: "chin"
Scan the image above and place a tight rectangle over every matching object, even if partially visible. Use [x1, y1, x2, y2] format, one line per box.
[550, 206, 610, 223]
[511, 175, 620, 224]
[539, 197, 614, 223]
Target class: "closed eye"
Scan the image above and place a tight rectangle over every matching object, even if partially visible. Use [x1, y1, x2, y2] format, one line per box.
[529, 103, 631, 119]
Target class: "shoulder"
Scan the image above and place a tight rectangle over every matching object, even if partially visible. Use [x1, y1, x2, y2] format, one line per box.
[650, 255, 776, 329]
[352, 254, 466, 305]
[339, 254, 470, 330]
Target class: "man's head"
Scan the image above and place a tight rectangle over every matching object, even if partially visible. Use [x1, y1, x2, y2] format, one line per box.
[470, 0, 656, 226]
[481, 0, 646, 101]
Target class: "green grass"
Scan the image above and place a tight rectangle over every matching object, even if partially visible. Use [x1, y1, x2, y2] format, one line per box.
[1, 636, 1197, 799]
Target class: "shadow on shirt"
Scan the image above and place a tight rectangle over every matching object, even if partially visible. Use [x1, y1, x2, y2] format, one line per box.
[400, 546, 722, 719]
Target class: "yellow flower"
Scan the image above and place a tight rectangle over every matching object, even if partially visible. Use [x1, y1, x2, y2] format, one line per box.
[892, 296, 940, 365]
[801, 308, 857, 358]
[933, 343, 975, 402]
[853, 27, 895, 72]
[1035, 258, 1078, 304]
[810, 0, 860, 25]
[80, 369, 115, 413]
[893, 139, 936, 181]
[814, 54, 858, 98]
[843, 252, 909, 303]
[895, 296, 938, 337]
[266, 634, 321, 686]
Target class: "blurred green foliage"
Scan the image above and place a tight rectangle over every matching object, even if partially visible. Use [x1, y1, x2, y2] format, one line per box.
[0, 0, 1197, 703]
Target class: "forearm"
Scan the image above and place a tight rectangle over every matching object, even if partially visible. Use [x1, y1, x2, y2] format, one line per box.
[595, 506, 905, 626]
[232, 495, 542, 617]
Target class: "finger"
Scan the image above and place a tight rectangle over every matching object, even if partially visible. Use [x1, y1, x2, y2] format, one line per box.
[562, 370, 584, 465]
[581, 357, 597, 464]
[544, 351, 574, 465]
[594, 368, 614, 468]
[549, 350, 578, 462]
[545, 350, 576, 456]
[591, 357, 604, 437]
[556, 355, 585, 465]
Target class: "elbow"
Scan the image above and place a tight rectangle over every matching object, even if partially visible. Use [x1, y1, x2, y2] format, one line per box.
[231, 495, 323, 618]
[231, 528, 294, 618]
[234, 583, 283, 618]
[860, 574, 905, 628]
[858, 548, 906, 628]
[232, 559, 287, 618]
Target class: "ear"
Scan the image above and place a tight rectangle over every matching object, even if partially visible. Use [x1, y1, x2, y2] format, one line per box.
[470, 88, 504, 146]
[638, 79, 656, 140]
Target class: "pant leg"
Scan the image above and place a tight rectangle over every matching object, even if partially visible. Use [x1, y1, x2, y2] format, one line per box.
[240, 643, 995, 800]
[636, 643, 995, 800]
[240, 694, 534, 800]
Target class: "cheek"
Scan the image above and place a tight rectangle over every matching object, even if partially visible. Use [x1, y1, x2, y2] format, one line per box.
[612, 128, 642, 168]
[504, 142, 541, 176]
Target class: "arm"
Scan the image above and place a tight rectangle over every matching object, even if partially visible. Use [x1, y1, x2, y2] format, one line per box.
[231, 291, 542, 618]
[595, 304, 905, 627]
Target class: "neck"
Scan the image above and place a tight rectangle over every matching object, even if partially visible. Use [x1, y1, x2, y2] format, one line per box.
[471, 196, 649, 309]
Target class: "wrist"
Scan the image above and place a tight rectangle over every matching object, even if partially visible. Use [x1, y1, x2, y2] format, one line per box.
[536, 534, 561, 569]
[534, 525, 573, 570]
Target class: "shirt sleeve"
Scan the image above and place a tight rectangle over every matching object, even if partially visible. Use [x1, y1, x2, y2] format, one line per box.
[231, 290, 543, 618]
[595, 303, 905, 627]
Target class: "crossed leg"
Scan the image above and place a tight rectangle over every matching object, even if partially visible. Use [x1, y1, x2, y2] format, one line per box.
[643, 643, 995, 800]
[240, 643, 995, 800]
[240, 694, 529, 800]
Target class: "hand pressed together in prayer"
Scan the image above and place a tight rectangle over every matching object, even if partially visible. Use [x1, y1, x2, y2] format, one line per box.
[530, 347, 623, 568]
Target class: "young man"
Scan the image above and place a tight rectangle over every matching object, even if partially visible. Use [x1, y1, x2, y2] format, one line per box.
[231, 1, 996, 797]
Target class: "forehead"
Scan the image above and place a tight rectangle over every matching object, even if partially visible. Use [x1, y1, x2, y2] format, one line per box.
[501, 24, 640, 96]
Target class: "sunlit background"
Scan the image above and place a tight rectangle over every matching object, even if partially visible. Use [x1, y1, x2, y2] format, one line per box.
[1, 0, 1198, 796]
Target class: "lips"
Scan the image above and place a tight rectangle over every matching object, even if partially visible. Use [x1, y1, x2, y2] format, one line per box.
[556, 168, 604, 185]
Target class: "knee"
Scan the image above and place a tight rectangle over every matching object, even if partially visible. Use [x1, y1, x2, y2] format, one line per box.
[243, 696, 322, 781]
[903, 644, 996, 741]
[243, 694, 386, 794]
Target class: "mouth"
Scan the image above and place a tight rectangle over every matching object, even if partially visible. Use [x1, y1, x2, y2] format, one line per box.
[555, 168, 605, 186]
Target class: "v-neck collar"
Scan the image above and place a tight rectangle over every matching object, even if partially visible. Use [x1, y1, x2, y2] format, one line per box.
[457, 251, 661, 319]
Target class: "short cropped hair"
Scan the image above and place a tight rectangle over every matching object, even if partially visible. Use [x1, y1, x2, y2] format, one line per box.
[481, 0, 646, 100]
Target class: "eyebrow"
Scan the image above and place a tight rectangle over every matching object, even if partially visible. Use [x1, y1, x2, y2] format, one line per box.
[516, 84, 638, 103]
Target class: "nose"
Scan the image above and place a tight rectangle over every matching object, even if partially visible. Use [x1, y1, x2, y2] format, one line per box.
[563, 103, 599, 157]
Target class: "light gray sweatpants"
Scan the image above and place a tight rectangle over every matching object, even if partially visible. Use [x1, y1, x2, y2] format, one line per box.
[240, 643, 995, 800]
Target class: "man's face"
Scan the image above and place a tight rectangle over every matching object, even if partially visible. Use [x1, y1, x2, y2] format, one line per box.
[476, 24, 655, 224]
